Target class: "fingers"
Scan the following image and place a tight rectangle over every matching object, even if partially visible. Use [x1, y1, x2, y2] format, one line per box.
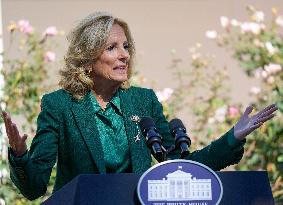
[2, 112, 17, 151]
[258, 106, 278, 119]
[11, 123, 20, 138]
[1, 111, 27, 149]
[250, 122, 263, 131]
[255, 104, 278, 118]
[2, 111, 11, 135]
[252, 104, 277, 126]
[242, 122, 264, 138]
[255, 113, 276, 125]
[248, 113, 275, 135]
[2, 111, 15, 143]
[243, 105, 254, 117]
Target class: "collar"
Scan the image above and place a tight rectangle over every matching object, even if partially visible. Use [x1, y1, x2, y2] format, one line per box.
[90, 89, 122, 114]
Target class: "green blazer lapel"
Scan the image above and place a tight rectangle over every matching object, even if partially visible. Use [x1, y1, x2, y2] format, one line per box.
[119, 89, 151, 173]
[70, 92, 106, 173]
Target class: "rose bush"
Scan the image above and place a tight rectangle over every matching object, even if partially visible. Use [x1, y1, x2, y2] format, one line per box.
[0, 5, 282, 203]
[0, 20, 61, 205]
[206, 6, 283, 201]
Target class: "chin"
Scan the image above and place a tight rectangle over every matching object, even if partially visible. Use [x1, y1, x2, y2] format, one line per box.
[113, 75, 128, 83]
[110, 77, 128, 85]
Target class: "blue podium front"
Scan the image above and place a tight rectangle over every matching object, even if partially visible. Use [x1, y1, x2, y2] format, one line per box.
[42, 171, 274, 205]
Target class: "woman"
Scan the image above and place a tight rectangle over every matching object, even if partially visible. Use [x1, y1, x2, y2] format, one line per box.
[2, 12, 277, 200]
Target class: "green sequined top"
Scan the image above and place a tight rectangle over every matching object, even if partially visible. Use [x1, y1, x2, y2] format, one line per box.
[89, 91, 131, 173]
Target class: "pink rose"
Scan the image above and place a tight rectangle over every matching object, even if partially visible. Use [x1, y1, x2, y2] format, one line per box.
[228, 106, 239, 118]
[18, 20, 33, 34]
[240, 22, 262, 35]
[44, 51, 56, 62]
[43, 26, 58, 37]
[156, 88, 174, 102]
[264, 63, 282, 75]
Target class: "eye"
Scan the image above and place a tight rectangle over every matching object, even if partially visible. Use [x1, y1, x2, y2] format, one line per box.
[106, 45, 115, 51]
[123, 43, 129, 50]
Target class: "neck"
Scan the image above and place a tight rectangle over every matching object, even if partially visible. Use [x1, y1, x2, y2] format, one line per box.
[92, 81, 121, 109]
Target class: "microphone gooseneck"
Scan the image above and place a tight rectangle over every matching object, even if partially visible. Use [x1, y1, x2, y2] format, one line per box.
[139, 117, 164, 162]
[169, 118, 191, 159]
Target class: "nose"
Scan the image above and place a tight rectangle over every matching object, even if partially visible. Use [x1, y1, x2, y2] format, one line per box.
[118, 47, 130, 63]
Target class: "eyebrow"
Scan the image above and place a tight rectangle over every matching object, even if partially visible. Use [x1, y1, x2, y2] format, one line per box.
[106, 41, 129, 46]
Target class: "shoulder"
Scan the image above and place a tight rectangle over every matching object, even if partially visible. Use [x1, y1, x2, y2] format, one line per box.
[122, 86, 155, 97]
[41, 89, 72, 110]
[43, 89, 71, 100]
[120, 86, 160, 111]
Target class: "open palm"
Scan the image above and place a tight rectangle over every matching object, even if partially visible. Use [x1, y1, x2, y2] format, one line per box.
[2, 111, 28, 156]
[234, 104, 278, 140]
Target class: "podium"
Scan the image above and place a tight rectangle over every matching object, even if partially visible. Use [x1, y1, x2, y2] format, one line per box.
[42, 171, 274, 205]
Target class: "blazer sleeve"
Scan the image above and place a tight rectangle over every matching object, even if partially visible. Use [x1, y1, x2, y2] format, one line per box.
[149, 89, 245, 171]
[8, 94, 59, 200]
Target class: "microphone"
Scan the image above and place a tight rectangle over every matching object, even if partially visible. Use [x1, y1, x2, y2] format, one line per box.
[169, 118, 191, 159]
[139, 117, 164, 162]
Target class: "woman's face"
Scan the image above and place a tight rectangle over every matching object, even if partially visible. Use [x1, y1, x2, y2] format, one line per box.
[91, 24, 130, 86]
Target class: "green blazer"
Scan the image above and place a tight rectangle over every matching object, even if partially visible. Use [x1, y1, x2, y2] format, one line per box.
[9, 87, 245, 200]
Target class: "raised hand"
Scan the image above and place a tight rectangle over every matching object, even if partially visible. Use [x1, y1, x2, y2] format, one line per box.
[234, 104, 278, 141]
[2, 111, 28, 157]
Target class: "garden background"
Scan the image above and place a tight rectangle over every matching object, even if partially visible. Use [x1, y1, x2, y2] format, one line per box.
[0, 0, 282, 204]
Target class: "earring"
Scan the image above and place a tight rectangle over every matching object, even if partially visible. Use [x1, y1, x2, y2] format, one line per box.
[86, 68, 92, 75]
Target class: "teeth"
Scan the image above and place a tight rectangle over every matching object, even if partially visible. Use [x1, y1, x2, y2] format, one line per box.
[115, 67, 125, 70]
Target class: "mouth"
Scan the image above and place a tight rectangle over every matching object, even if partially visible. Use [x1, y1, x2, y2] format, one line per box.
[113, 65, 127, 74]
[113, 65, 127, 70]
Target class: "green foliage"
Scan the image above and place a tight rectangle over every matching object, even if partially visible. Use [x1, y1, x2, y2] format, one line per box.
[152, 5, 282, 202]
[210, 6, 283, 201]
[2, 22, 58, 132]
[0, 20, 60, 204]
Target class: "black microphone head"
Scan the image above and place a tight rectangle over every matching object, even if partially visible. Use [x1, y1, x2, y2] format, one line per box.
[169, 118, 186, 134]
[139, 117, 156, 134]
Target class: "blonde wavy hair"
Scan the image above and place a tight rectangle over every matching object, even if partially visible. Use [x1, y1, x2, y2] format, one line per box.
[59, 12, 135, 99]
